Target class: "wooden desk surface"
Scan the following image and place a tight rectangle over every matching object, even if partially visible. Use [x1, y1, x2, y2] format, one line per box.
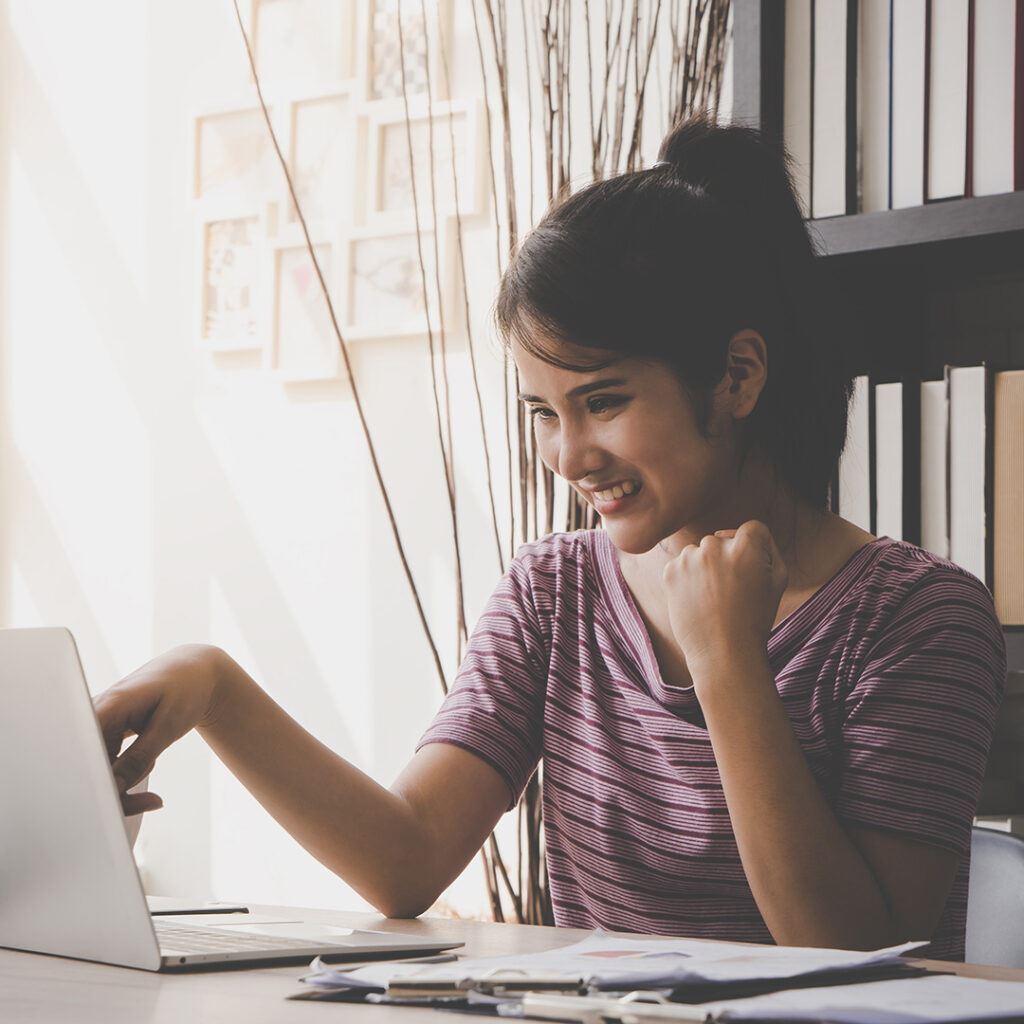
[3, 904, 1024, 1024]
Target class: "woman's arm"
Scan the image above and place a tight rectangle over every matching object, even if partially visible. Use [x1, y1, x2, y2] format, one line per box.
[661, 521, 980, 949]
[693, 649, 958, 949]
[201, 652, 511, 916]
[96, 645, 510, 917]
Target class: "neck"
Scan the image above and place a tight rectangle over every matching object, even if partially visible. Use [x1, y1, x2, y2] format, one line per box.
[653, 464, 828, 586]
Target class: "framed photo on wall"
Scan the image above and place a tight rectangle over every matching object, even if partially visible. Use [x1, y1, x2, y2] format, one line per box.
[355, 0, 454, 105]
[364, 97, 485, 229]
[270, 233, 347, 381]
[192, 103, 281, 204]
[195, 202, 271, 353]
[251, 0, 358, 94]
[340, 218, 455, 341]
[286, 89, 356, 229]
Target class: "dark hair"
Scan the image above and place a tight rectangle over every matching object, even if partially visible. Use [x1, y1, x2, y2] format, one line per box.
[494, 113, 853, 511]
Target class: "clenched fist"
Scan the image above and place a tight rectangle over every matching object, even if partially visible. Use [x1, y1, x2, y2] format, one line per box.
[661, 520, 788, 684]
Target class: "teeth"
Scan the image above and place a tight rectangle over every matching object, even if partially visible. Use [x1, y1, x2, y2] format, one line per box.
[595, 480, 640, 502]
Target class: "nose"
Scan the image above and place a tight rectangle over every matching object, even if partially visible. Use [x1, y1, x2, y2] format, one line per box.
[553, 417, 603, 485]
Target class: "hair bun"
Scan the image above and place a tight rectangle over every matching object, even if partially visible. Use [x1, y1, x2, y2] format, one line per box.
[656, 113, 814, 264]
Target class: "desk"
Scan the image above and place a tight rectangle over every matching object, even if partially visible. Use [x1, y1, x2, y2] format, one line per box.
[4, 905, 1024, 1024]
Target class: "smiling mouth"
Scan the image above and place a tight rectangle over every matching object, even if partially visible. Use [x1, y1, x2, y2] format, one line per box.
[590, 480, 642, 503]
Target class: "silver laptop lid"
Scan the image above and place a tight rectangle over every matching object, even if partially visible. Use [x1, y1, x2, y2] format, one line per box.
[0, 627, 162, 970]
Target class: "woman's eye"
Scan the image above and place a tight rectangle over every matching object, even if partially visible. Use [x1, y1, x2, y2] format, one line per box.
[527, 397, 626, 421]
[587, 396, 624, 413]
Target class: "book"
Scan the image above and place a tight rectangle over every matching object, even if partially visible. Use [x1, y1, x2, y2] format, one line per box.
[971, 0, 1017, 197]
[874, 381, 903, 540]
[858, 0, 891, 212]
[784, 0, 813, 218]
[927, 0, 970, 201]
[994, 370, 1024, 624]
[948, 364, 992, 587]
[890, 0, 927, 208]
[1018, 0, 1024, 190]
[975, 814, 1024, 836]
[920, 375, 950, 558]
[839, 375, 871, 531]
[812, 0, 849, 218]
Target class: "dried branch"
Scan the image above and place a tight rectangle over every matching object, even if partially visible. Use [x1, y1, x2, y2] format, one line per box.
[228, 0, 450, 693]
[398, 1, 469, 657]
[436, 0, 506, 579]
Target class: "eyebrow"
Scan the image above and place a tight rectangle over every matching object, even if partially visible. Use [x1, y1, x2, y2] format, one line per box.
[517, 378, 629, 404]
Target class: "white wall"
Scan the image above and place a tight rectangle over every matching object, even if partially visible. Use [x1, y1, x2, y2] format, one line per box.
[0, 0, 730, 918]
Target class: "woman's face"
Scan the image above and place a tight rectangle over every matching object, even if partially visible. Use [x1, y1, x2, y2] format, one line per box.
[513, 338, 741, 555]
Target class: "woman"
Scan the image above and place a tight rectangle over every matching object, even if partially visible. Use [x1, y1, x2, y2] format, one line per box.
[95, 116, 1005, 961]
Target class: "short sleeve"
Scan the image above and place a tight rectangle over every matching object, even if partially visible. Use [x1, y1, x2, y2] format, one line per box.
[836, 568, 1006, 857]
[415, 547, 550, 810]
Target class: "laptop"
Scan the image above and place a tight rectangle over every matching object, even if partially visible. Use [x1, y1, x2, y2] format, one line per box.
[0, 626, 464, 970]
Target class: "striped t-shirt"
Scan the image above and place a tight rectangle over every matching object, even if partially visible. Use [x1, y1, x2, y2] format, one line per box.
[417, 530, 1006, 959]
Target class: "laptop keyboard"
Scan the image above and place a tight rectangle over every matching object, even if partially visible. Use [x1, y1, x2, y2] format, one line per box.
[154, 919, 318, 953]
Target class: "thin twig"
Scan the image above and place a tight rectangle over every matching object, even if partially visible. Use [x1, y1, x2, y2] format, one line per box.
[437, 0, 506, 578]
[470, 0, 517, 568]
[397, 5, 469, 658]
[229, 0, 449, 694]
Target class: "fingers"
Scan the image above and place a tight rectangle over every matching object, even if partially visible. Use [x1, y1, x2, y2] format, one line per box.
[122, 790, 164, 816]
[111, 737, 159, 793]
[95, 687, 179, 792]
[735, 519, 773, 547]
[93, 693, 132, 763]
[111, 710, 180, 792]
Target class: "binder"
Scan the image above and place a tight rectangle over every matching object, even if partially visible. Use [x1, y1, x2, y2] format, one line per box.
[839, 375, 871, 532]
[920, 373, 950, 559]
[971, 0, 1017, 197]
[948, 363, 994, 588]
[891, 0, 927, 208]
[812, 0, 850, 218]
[875, 381, 903, 540]
[994, 370, 1024, 624]
[785, 0, 813, 218]
[927, 0, 970, 201]
[858, 0, 891, 212]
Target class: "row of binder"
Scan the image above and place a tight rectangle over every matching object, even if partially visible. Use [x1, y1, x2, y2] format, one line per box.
[785, 0, 1024, 219]
[834, 366, 1024, 625]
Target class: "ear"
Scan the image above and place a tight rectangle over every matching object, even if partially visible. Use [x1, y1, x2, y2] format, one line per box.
[718, 329, 767, 420]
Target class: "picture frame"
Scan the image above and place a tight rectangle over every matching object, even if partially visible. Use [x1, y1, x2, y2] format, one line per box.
[195, 200, 272, 354]
[191, 101, 283, 206]
[268, 228, 348, 382]
[363, 96, 486, 230]
[339, 217, 457, 342]
[355, 0, 455, 106]
[284, 88, 357, 230]
[249, 0, 358, 97]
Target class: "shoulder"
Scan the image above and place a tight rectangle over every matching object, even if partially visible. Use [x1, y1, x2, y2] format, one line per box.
[841, 538, 996, 622]
[509, 529, 599, 593]
[859, 539, 1000, 623]
[851, 539, 1006, 687]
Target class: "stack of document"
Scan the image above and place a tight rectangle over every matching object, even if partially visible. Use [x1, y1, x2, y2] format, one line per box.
[297, 933, 919, 1002]
[524, 975, 1024, 1023]
[294, 933, 1024, 1021]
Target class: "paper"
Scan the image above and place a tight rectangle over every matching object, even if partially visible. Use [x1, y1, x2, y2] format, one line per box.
[300, 931, 926, 994]
[705, 974, 1024, 1022]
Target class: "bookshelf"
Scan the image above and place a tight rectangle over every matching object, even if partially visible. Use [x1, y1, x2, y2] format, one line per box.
[810, 191, 1024, 257]
[732, 0, 1024, 813]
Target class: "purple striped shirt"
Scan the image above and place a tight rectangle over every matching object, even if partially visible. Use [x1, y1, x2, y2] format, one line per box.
[417, 530, 1006, 959]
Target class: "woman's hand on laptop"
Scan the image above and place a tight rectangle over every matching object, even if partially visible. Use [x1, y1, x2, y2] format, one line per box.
[93, 644, 227, 817]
